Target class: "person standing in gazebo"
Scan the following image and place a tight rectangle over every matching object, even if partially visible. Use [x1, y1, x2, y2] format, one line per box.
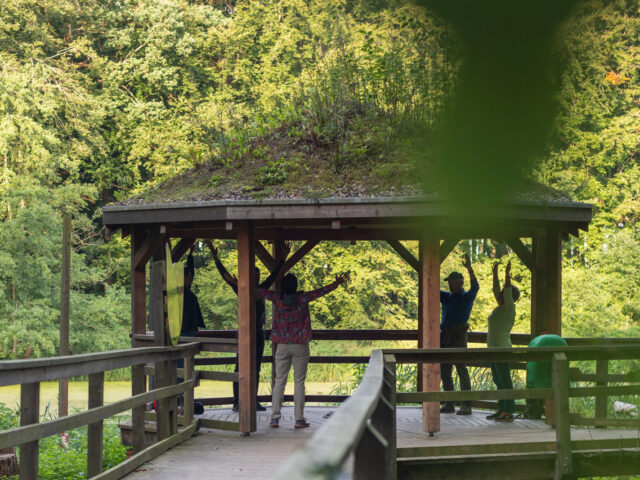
[263, 272, 349, 428]
[440, 254, 478, 415]
[486, 260, 520, 422]
[207, 241, 290, 412]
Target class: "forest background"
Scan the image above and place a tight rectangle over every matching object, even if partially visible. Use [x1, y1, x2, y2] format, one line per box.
[1, 0, 640, 384]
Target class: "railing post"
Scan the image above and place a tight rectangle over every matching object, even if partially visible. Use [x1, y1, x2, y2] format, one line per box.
[87, 372, 104, 478]
[131, 364, 146, 453]
[19, 382, 39, 480]
[383, 355, 397, 480]
[151, 260, 171, 441]
[552, 352, 572, 480]
[183, 355, 194, 426]
[595, 358, 608, 426]
[354, 421, 389, 480]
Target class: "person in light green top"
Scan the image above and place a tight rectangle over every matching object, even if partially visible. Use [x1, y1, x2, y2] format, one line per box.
[486, 260, 520, 421]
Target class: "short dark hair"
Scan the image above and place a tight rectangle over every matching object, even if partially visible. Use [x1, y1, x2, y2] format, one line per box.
[511, 285, 521, 302]
[281, 273, 298, 294]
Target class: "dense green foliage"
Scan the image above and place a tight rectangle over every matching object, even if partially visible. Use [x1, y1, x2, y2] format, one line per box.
[0, 0, 639, 364]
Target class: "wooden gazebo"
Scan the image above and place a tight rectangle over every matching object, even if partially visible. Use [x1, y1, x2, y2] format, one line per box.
[102, 194, 593, 434]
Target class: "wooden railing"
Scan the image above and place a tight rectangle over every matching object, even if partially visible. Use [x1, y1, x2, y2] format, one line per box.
[274, 349, 397, 480]
[275, 344, 640, 480]
[0, 342, 200, 480]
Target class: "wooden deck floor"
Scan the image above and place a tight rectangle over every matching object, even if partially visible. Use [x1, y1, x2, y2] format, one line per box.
[123, 406, 640, 479]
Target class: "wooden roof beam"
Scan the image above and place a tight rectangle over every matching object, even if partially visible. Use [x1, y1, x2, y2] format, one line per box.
[439, 239, 460, 263]
[133, 229, 163, 270]
[507, 237, 534, 271]
[387, 240, 419, 271]
[171, 238, 196, 263]
[282, 240, 320, 274]
[255, 240, 275, 270]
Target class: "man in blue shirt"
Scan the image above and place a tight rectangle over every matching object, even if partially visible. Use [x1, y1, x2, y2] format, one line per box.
[440, 254, 478, 415]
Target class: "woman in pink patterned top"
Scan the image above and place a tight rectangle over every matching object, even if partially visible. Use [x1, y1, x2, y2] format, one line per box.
[259, 272, 349, 428]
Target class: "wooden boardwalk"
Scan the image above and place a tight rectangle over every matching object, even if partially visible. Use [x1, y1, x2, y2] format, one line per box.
[123, 406, 640, 479]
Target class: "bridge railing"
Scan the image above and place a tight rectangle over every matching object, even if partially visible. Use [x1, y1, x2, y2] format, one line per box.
[0, 342, 201, 480]
[275, 344, 640, 480]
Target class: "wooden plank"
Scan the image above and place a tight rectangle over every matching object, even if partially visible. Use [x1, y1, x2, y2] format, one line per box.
[197, 370, 238, 382]
[183, 356, 194, 426]
[255, 240, 275, 270]
[387, 240, 419, 271]
[19, 382, 39, 480]
[553, 352, 572, 479]
[397, 388, 553, 403]
[198, 418, 241, 431]
[397, 437, 640, 458]
[439, 238, 459, 263]
[0, 380, 195, 450]
[282, 240, 319, 274]
[171, 238, 195, 262]
[595, 359, 608, 423]
[530, 232, 543, 337]
[354, 423, 388, 480]
[131, 364, 146, 454]
[569, 385, 640, 397]
[420, 236, 440, 434]
[237, 222, 257, 433]
[87, 372, 104, 478]
[150, 260, 166, 347]
[569, 414, 640, 428]
[92, 420, 198, 480]
[506, 237, 534, 271]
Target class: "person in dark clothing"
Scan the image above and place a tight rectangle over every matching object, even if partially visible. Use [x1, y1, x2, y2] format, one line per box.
[179, 246, 205, 415]
[181, 249, 206, 337]
[206, 241, 290, 412]
[439, 253, 479, 415]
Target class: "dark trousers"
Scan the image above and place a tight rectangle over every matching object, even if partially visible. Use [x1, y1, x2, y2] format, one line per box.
[490, 362, 514, 414]
[233, 328, 265, 407]
[440, 323, 471, 408]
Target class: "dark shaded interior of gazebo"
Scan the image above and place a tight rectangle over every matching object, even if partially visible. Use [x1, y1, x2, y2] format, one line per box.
[102, 195, 593, 433]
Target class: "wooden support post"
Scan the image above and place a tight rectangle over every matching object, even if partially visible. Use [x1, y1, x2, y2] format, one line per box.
[354, 422, 389, 480]
[20, 382, 40, 480]
[237, 222, 257, 433]
[59, 213, 71, 419]
[546, 229, 562, 336]
[420, 236, 440, 434]
[552, 353, 572, 479]
[532, 229, 562, 337]
[595, 359, 608, 425]
[151, 260, 171, 441]
[87, 372, 104, 478]
[183, 355, 194, 426]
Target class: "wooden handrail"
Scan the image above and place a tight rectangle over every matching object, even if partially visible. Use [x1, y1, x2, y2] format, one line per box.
[1, 342, 203, 480]
[275, 343, 640, 480]
[0, 343, 200, 387]
[0, 379, 196, 450]
[274, 350, 392, 479]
